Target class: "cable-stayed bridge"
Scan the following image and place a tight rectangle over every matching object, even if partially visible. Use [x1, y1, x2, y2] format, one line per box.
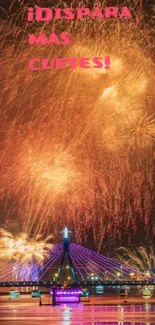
[0, 228, 154, 288]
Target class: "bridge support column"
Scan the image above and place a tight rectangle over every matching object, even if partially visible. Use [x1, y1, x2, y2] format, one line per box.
[57, 227, 78, 283]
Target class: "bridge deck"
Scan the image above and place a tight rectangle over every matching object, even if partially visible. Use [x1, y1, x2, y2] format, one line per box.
[0, 280, 155, 287]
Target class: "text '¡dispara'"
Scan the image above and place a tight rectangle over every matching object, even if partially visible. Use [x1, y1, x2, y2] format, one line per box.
[27, 7, 132, 22]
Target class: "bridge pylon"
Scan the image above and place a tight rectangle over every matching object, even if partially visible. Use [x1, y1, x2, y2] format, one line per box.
[57, 227, 78, 282]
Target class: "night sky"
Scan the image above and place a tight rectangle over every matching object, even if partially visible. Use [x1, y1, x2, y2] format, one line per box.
[0, 0, 154, 254]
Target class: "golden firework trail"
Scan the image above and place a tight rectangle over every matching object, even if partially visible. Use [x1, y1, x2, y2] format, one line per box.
[0, 0, 155, 245]
[0, 228, 53, 263]
[114, 243, 155, 272]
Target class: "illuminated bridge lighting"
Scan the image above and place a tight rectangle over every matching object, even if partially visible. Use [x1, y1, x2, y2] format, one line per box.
[0, 229, 154, 284]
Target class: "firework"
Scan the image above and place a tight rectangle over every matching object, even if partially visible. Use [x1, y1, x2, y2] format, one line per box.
[114, 243, 155, 276]
[0, 228, 53, 263]
[0, 0, 155, 245]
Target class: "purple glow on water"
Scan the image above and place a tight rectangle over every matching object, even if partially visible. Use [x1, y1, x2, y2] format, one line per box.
[0, 303, 155, 324]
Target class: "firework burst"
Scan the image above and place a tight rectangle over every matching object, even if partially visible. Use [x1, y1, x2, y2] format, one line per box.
[114, 243, 155, 274]
[0, 0, 155, 245]
[0, 228, 53, 263]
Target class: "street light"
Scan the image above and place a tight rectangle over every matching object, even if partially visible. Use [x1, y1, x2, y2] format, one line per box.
[145, 270, 151, 278]
[53, 273, 58, 281]
[117, 272, 121, 277]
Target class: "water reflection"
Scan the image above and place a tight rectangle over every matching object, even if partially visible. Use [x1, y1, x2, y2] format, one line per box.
[82, 304, 155, 312]
[0, 301, 155, 325]
[73, 322, 155, 325]
[62, 306, 71, 325]
[59, 303, 155, 325]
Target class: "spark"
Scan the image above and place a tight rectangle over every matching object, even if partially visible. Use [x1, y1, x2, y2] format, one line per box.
[0, 0, 154, 245]
[114, 243, 155, 274]
[0, 228, 53, 263]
